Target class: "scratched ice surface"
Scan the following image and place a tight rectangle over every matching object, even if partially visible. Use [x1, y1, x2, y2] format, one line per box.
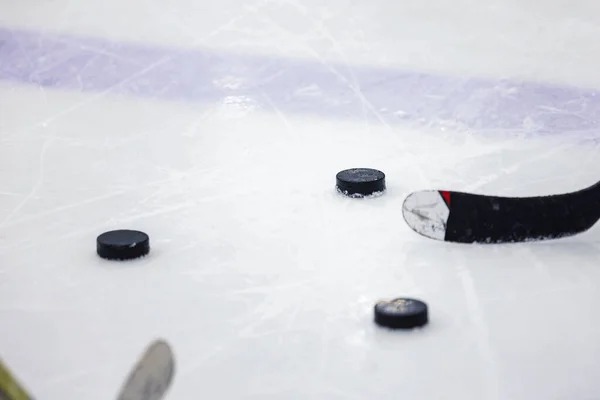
[1, 0, 600, 399]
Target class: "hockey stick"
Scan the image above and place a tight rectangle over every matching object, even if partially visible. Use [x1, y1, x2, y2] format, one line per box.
[0, 359, 33, 400]
[0, 339, 174, 400]
[402, 180, 600, 243]
[116, 339, 175, 400]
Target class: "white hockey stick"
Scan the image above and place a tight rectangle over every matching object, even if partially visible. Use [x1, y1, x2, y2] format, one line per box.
[115, 339, 175, 400]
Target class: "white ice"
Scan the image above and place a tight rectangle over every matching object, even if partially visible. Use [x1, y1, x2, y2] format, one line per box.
[1, 0, 600, 399]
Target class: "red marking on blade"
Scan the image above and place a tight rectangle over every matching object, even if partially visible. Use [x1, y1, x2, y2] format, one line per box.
[440, 191, 451, 207]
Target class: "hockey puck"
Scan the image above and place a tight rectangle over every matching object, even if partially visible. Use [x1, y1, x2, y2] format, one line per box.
[374, 297, 428, 330]
[96, 229, 150, 260]
[336, 168, 386, 197]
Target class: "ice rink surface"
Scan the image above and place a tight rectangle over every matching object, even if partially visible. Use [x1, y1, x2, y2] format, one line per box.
[2, 0, 600, 399]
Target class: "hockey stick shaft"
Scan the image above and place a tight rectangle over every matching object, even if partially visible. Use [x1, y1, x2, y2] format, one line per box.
[0, 359, 33, 400]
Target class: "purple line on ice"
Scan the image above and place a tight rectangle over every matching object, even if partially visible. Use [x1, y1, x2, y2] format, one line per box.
[0, 26, 598, 136]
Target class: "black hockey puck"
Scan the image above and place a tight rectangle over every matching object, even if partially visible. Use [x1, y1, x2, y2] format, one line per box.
[96, 229, 150, 260]
[336, 168, 386, 197]
[374, 297, 428, 330]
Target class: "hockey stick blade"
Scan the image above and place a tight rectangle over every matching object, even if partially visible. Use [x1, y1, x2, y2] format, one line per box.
[116, 339, 175, 400]
[402, 181, 600, 243]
